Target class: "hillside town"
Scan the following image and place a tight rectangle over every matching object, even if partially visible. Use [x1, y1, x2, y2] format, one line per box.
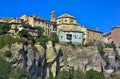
[0, 11, 120, 79]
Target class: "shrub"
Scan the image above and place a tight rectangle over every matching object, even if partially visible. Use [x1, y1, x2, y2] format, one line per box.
[0, 58, 11, 79]
[96, 41, 104, 52]
[105, 42, 116, 51]
[4, 50, 12, 57]
[84, 41, 94, 47]
[85, 69, 105, 79]
[0, 35, 16, 49]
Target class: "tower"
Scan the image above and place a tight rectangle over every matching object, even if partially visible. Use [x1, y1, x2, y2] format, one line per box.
[50, 11, 56, 22]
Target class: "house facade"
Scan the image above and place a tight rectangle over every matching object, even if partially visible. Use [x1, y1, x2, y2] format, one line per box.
[20, 14, 57, 36]
[86, 28, 103, 43]
[103, 32, 112, 44]
[111, 26, 120, 45]
[59, 30, 83, 44]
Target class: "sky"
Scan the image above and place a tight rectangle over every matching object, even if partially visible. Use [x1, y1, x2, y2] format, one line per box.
[0, 0, 120, 33]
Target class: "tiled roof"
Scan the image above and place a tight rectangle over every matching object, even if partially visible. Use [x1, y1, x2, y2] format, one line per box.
[57, 13, 75, 19]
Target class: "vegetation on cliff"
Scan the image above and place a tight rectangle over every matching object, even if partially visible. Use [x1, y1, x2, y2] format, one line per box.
[0, 35, 16, 49]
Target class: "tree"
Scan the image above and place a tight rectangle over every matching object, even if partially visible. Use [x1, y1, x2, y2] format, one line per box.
[18, 29, 29, 38]
[0, 22, 11, 34]
[36, 26, 43, 38]
[85, 69, 106, 79]
[39, 35, 49, 49]
[49, 36, 59, 46]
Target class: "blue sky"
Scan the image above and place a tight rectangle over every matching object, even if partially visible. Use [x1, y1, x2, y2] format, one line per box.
[0, 0, 120, 32]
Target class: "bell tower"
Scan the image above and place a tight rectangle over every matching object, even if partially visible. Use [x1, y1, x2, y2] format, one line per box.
[50, 11, 56, 22]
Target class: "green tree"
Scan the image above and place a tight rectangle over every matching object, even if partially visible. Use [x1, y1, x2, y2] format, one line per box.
[18, 29, 29, 38]
[39, 35, 49, 49]
[49, 36, 59, 46]
[0, 22, 11, 34]
[36, 26, 43, 38]
[85, 69, 106, 79]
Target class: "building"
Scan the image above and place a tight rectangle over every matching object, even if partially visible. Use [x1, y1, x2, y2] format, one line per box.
[86, 28, 103, 43]
[20, 13, 57, 36]
[103, 32, 112, 44]
[59, 25, 83, 44]
[56, 13, 86, 44]
[111, 26, 120, 45]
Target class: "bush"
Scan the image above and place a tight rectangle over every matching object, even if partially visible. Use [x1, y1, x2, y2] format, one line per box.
[49, 36, 59, 46]
[105, 43, 116, 51]
[0, 35, 16, 49]
[0, 22, 11, 35]
[84, 41, 94, 47]
[0, 58, 11, 79]
[4, 50, 12, 57]
[18, 29, 29, 38]
[96, 41, 104, 52]
[39, 35, 49, 49]
[85, 69, 105, 79]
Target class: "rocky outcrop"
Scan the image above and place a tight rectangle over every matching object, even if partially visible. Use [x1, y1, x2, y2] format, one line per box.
[103, 48, 120, 73]
[4, 41, 105, 79]
[60, 46, 103, 72]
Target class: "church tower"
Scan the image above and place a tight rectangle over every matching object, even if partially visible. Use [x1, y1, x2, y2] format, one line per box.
[50, 11, 56, 22]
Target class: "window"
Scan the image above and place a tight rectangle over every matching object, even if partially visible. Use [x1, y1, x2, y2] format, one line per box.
[66, 34, 72, 40]
[71, 19, 73, 22]
[59, 20, 61, 23]
[61, 36, 62, 38]
[65, 20, 67, 22]
[75, 35, 77, 39]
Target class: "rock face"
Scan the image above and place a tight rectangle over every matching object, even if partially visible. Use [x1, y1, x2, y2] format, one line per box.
[60, 45, 103, 72]
[103, 48, 120, 73]
[6, 42, 45, 79]
[116, 48, 120, 56]
[5, 41, 105, 79]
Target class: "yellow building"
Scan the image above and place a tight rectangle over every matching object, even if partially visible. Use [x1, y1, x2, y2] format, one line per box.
[20, 14, 57, 36]
[56, 13, 87, 44]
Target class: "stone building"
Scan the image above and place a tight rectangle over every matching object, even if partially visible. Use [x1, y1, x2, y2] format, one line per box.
[111, 26, 120, 45]
[56, 13, 86, 44]
[20, 13, 57, 36]
[86, 28, 103, 43]
[103, 32, 112, 44]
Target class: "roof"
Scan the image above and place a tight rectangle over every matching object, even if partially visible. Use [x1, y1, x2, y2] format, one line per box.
[57, 13, 75, 19]
[58, 25, 83, 32]
[87, 28, 103, 33]
[112, 26, 120, 30]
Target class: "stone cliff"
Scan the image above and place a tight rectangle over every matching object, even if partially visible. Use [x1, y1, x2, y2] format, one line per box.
[2, 41, 104, 79]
